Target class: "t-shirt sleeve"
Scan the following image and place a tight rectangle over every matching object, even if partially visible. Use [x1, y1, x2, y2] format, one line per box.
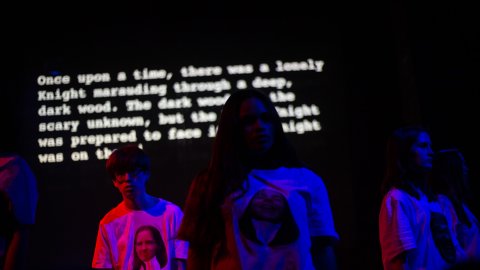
[92, 224, 113, 269]
[379, 191, 416, 265]
[172, 205, 189, 260]
[0, 155, 38, 225]
[305, 169, 339, 239]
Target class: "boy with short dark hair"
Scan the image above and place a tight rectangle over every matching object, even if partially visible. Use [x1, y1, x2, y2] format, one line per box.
[92, 144, 187, 270]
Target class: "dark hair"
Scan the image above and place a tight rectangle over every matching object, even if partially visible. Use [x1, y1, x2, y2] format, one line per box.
[431, 149, 472, 226]
[106, 144, 150, 180]
[210, 89, 300, 176]
[381, 125, 432, 199]
[132, 225, 167, 270]
[178, 89, 301, 266]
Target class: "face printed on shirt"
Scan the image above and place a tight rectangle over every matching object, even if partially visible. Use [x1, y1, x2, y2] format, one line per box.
[240, 187, 300, 246]
[133, 225, 167, 269]
[135, 228, 158, 262]
[249, 188, 287, 223]
[430, 212, 456, 264]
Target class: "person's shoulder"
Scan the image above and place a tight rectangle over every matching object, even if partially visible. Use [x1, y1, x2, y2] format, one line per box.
[288, 166, 323, 181]
[99, 202, 127, 225]
[0, 153, 22, 167]
[280, 166, 327, 190]
[383, 188, 415, 205]
[0, 153, 36, 185]
[165, 200, 183, 212]
[437, 194, 452, 204]
[154, 198, 184, 223]
[386, 187, 405, 197]
[156, 197, 183, 213]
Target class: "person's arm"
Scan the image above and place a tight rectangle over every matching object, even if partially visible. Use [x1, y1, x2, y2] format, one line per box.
[3, 225, 30, 270]
[311, 236, 337, 270]
[91, 224, 114, 270]
[379, 191, 415, 270]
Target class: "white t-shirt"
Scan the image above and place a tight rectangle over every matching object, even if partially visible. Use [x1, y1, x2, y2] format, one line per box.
[92, 199, 188, 270]
[0, 154, 38, 258]
[379, 188, 462, 270]
[0, 154, 38, 225]
[214, 166, 338, 270]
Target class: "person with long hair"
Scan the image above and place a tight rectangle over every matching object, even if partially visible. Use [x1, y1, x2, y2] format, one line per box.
[178, 89, 338, 270]
[432, 149, 480, 264]
[379, 126, 462, 270]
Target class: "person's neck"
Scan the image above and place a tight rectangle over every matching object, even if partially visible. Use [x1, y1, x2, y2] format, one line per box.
[124, 194, 157, 210]
[408, 171, 429, 191]
[405, 171, 436, 200]
[247, 153, 280, 170]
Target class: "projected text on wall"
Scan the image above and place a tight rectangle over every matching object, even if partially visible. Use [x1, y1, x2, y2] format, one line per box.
[35, 59, 324, 163]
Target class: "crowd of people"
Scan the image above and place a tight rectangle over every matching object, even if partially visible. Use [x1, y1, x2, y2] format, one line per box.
[378, 126, 480, 269]
[2, 89, 479, 270]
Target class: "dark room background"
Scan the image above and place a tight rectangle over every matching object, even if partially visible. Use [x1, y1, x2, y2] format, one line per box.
[1, 1, 479, 270]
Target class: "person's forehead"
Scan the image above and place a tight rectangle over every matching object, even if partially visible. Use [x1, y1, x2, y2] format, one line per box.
[414, 132, 431, 144]
[239, 97, 267, 115]
[138, 229, 154, 236]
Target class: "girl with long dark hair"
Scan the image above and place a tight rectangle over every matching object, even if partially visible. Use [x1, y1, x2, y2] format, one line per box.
[178, 89, 338, 270]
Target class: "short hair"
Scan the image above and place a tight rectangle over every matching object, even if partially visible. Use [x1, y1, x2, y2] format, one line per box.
[106, 145, 150, 180]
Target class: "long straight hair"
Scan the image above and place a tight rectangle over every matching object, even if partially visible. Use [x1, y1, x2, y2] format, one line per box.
[178, 89, 301, 267]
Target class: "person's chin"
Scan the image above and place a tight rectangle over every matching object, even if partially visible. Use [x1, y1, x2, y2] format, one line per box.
[124, 190, 137, 199]
[256, 141, 273, 152]
[250, 148, 270, 157]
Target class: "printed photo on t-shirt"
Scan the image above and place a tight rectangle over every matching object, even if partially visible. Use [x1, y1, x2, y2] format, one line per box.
[133, 225, 167, 270]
